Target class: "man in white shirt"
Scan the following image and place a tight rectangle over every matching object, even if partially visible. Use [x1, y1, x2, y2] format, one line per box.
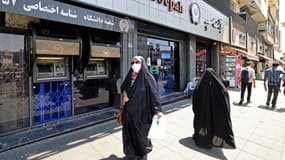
[238, 61, 256, 105]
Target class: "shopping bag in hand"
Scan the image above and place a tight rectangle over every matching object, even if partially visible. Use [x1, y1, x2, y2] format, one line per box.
[147, 114, 166, 140]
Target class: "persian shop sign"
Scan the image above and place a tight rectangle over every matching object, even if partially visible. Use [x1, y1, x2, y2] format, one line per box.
[0, 0, 132, 32]
[150, 0, 183, 13]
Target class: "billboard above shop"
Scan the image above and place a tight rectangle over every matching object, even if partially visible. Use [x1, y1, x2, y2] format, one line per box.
[231, 27, 246, 49]
[247, 34, 257, 56]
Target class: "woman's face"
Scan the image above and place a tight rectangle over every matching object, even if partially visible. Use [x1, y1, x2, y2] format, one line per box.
[131, 58, 142, 73]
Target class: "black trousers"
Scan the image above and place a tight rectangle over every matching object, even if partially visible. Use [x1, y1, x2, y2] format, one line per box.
[266, 85, 279, 106]
[240, 82, 252, 102]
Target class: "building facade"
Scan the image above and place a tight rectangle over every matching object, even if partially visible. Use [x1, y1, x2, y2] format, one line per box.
[205, 0, 281, 84]
[0, 0, 229, 151]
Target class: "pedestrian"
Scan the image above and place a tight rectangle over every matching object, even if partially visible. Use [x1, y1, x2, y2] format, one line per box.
[120, 56, 162, 160]
[264, 61, 285, 109]
[192, 68, 236, 149]
[183, 77, 199, 97]
[238, 61, 256, 105]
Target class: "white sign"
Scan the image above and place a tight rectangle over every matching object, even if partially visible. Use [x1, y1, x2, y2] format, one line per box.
[247, 34, 257, 55]
[231, 27, 246, 49]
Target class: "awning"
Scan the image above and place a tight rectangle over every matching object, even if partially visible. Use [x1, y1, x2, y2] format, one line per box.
[227, 46, 247, 55]
[222, 45, 259, 61]
[247, 54, 259, 61]
[220, 45, 247, 56]
[258, 54, 273, 61]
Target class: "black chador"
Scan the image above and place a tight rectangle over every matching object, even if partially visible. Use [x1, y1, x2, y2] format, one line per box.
[121, 56, 161, 158]
[192, 68, 236, 149]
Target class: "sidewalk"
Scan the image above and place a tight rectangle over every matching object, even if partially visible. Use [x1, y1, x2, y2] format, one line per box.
[1, 80, 285, 160]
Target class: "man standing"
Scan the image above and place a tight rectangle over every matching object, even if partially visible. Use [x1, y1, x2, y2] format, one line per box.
[264, 61, 284, 109]
[238, 61, 256, 105]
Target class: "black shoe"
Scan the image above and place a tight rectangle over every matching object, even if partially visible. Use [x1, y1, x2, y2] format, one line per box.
[238, 101, 243, 105]
[246, 100, 252, 104]
[271, 105, 276, 110]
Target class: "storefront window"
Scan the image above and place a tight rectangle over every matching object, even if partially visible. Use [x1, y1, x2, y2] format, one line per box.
[138, 36, 179, 96]
[0, 33, 29, 133]
[72, 58, 121, 115]
[196, 43, 211, 76]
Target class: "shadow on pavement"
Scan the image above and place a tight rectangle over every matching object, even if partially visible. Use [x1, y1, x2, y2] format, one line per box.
[179, 137, 228, 160]
[232, 102, 253, 107]
[275, 108, 285, 113]
[0, 121, 123, 160]
[258, 105, 272, 110]
[258, 105, 285, 113]
[99, 154, 122, 160]
[0, 99, 192, 160]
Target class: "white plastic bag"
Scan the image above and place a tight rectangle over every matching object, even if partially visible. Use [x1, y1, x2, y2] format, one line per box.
[147, 114, 166, 140]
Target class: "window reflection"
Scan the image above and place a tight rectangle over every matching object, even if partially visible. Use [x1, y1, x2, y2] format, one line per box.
[138, 36, 178, 96]
[0, 33, 29, 133]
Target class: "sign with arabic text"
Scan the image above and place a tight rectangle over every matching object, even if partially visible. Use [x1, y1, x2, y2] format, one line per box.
[0, 0, 132, 32]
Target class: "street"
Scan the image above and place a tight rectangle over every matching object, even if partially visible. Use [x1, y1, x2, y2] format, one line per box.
[1, 80, 285, 160]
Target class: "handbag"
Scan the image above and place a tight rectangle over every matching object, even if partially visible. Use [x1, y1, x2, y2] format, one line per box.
[116, 107, 123, 125]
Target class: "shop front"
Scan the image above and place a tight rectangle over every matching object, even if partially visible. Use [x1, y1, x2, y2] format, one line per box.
[220, 26, 247, 88]
[0, 0, 134, 150]
[1, 0, 230, 151]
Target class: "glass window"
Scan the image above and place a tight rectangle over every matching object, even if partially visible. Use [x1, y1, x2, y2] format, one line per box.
[0, 33, 29, 133]
[73, 58, 121, 115]
[196, 43, 211, 76]
[138, 36, 179, 96]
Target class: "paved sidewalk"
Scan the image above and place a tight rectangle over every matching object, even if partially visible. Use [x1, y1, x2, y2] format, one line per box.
[0, 81, 285, 160]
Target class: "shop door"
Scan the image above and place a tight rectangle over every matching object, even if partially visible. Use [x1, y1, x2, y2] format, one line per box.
[0, 32, 29, 133]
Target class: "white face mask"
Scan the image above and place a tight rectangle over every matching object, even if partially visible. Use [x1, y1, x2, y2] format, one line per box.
[132, 63, 141, 73]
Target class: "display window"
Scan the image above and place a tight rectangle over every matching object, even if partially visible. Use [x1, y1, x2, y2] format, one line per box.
[138, 36, 179, 96]
[0, 32, 29, 133]
[196, 43, 211, 76]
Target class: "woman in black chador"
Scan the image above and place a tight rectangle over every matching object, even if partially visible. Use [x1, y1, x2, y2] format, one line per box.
[121, 56, 162, 160]
[192, 68, 236, 149]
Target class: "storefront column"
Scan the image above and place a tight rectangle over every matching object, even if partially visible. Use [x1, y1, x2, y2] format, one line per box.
[187, 35, 196, 80]
[121, 25, 137, 80]
[211, 42, 220, 74]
